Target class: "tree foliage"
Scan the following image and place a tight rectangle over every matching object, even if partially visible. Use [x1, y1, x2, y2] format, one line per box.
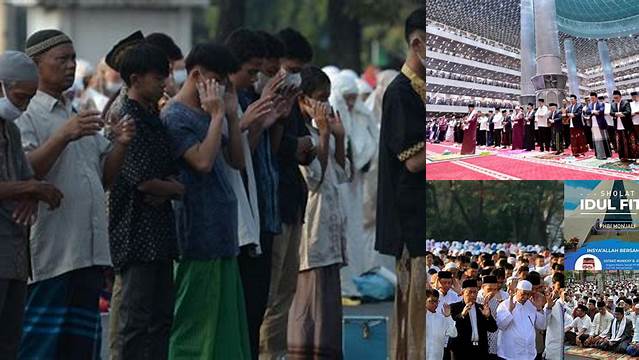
[426, 181, 564, 247]
[193, 0, 422, 71]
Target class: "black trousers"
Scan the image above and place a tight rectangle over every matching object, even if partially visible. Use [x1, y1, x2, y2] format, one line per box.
[238, 233, 274, 360]
[0, 279, 26, 358]
[584, 126, 593, 148]
[493, 129, 502, 147]
[538, 127, 551, 151]
[116, 262, 174, 360]
[563, 124, 571, 147]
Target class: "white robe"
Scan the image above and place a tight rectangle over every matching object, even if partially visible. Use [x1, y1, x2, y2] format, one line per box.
[543, 300, 564, 360]
[496, 299, 547, 360]
[222, 108, 260, 251]
[536, 105, 549, 127]
[333, 83, 384, 296]
[426, 311, 457, 360]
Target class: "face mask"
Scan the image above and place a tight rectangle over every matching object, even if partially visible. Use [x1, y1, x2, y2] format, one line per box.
[286, 71, 302, 88]
[254, 72, 272, 94]
[173, 69, 187, 86]
[105, 80, 123, 94]
[0, 83, 24, 121]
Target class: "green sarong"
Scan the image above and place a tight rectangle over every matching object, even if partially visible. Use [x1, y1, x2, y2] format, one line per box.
[169, 258, 250, 359]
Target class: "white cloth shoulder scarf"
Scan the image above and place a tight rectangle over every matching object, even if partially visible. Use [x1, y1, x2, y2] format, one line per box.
[610, 316, 627, 342]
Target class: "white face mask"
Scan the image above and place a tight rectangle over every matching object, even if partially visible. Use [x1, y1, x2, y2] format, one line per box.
[105, 80, 123, 94]
[0, 83, 24, 121]
[286, 71, 302, 88]
[254, 72, 272, 94]
[173, 69, 187, 86]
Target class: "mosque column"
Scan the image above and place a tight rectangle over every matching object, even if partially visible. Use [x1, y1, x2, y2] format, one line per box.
[564, 39, 580, 97]
[519, 0, 536, 106]
[531, 0, 567, 104]
[597, 39, 616, 98]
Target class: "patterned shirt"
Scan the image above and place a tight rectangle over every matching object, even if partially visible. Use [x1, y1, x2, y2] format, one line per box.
[108, 99, 178, 270]
[161, 101, 238, 259]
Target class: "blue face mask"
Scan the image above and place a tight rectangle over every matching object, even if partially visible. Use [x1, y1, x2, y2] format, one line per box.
[0, 83, 24, 121]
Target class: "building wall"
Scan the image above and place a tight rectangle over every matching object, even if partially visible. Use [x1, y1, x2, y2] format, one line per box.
[25, 6, 193, 64]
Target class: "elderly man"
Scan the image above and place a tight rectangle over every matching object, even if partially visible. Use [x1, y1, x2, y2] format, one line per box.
[0, 50, 64, 358]
[16, 30, 135, 358]
[495, 280, 548, 360]
[426, 289, 457, 360]
[449, 279, 497, 360]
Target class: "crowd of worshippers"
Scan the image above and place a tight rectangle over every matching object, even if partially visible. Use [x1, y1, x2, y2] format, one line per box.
[428, 91, 639, 161]
[0, 7, 428, 359]
[425, 242, 566, 360]
[564, 279, 639, 356]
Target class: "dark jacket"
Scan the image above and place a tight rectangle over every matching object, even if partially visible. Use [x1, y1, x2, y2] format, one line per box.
[567, 103, 583, 128]
[584, 102, 607, 129]
[610, 100, 634, 131]
[548, 109, 563, 130]
[449, 300, 498, 358]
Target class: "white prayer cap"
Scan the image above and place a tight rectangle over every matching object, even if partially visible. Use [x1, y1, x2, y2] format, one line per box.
[517, 280, 533, 291]
[322, 65, 340, 77]
[356, 78, 372, 95]
[0, 51, 39, 83]
[634, 304, 639, 309]
[332, 73, 359, 96]
[339, 69, 359, 82]
[444, 262, 458, 271]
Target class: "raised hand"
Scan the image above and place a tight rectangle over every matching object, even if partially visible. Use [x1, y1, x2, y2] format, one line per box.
[243, 95, 275, 129]
[196, 78, 225, 118]
[508, 295, 516, 313]
[329, 109, 346, 138]
[60, 110, 103, 142]
[111, 115, 136, 145]
[461, 302, 472, 318]
[442, 303, 451, 317]
[481, 303, 491, 318]
[224, 81, 239, 117]
[261, 71, 287, 100]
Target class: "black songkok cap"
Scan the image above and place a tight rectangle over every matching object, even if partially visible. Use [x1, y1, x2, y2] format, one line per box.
[590, 92, 598, 97]
[615, 307, 624, 314]
[105, 31, 145, 71]
[438, 271, 452, 279]
[482, 275, 497, 284]
[25, 29, 72, 58]
[462, 279, 477, 289]
[597, 301, 606, 308]
[613, 90, 622, 96]
[631, 91, 638, 96]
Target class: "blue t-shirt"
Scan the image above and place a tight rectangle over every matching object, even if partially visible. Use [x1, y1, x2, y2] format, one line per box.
[161, 101, 238, 259]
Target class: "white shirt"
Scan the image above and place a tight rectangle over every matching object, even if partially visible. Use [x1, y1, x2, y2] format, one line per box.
[544, 299, 564, 360]
[632, 101, 639, 125]
[565, 314, 592, 335]
[437, 289, 461, 314]
[493, 113, 504, 130]
[479, 116, 489, 131]
[426, 311, 457, 360]
[496, 298, 547, 360]
[590, 311, 614, 337]
[222, 108, 261, 252]
[615, 102, 626, 130]
[632, 315, 639, 343]
[536, 105, 549, 127]
[17, 91, 113, 282]
[469, 304, 479, 342]
[604, 102, 613, 126]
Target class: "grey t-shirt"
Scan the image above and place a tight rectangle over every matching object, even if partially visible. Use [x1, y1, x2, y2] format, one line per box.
[0, 117, 33, 280]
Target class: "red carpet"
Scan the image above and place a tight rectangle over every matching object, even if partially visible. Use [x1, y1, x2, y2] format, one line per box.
[426, 162, 501, 180]
[426, 142, 639, 180]
[460, 156, 624, 180]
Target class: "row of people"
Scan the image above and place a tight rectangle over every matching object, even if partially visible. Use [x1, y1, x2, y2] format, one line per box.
[0, 7, 429, 358]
